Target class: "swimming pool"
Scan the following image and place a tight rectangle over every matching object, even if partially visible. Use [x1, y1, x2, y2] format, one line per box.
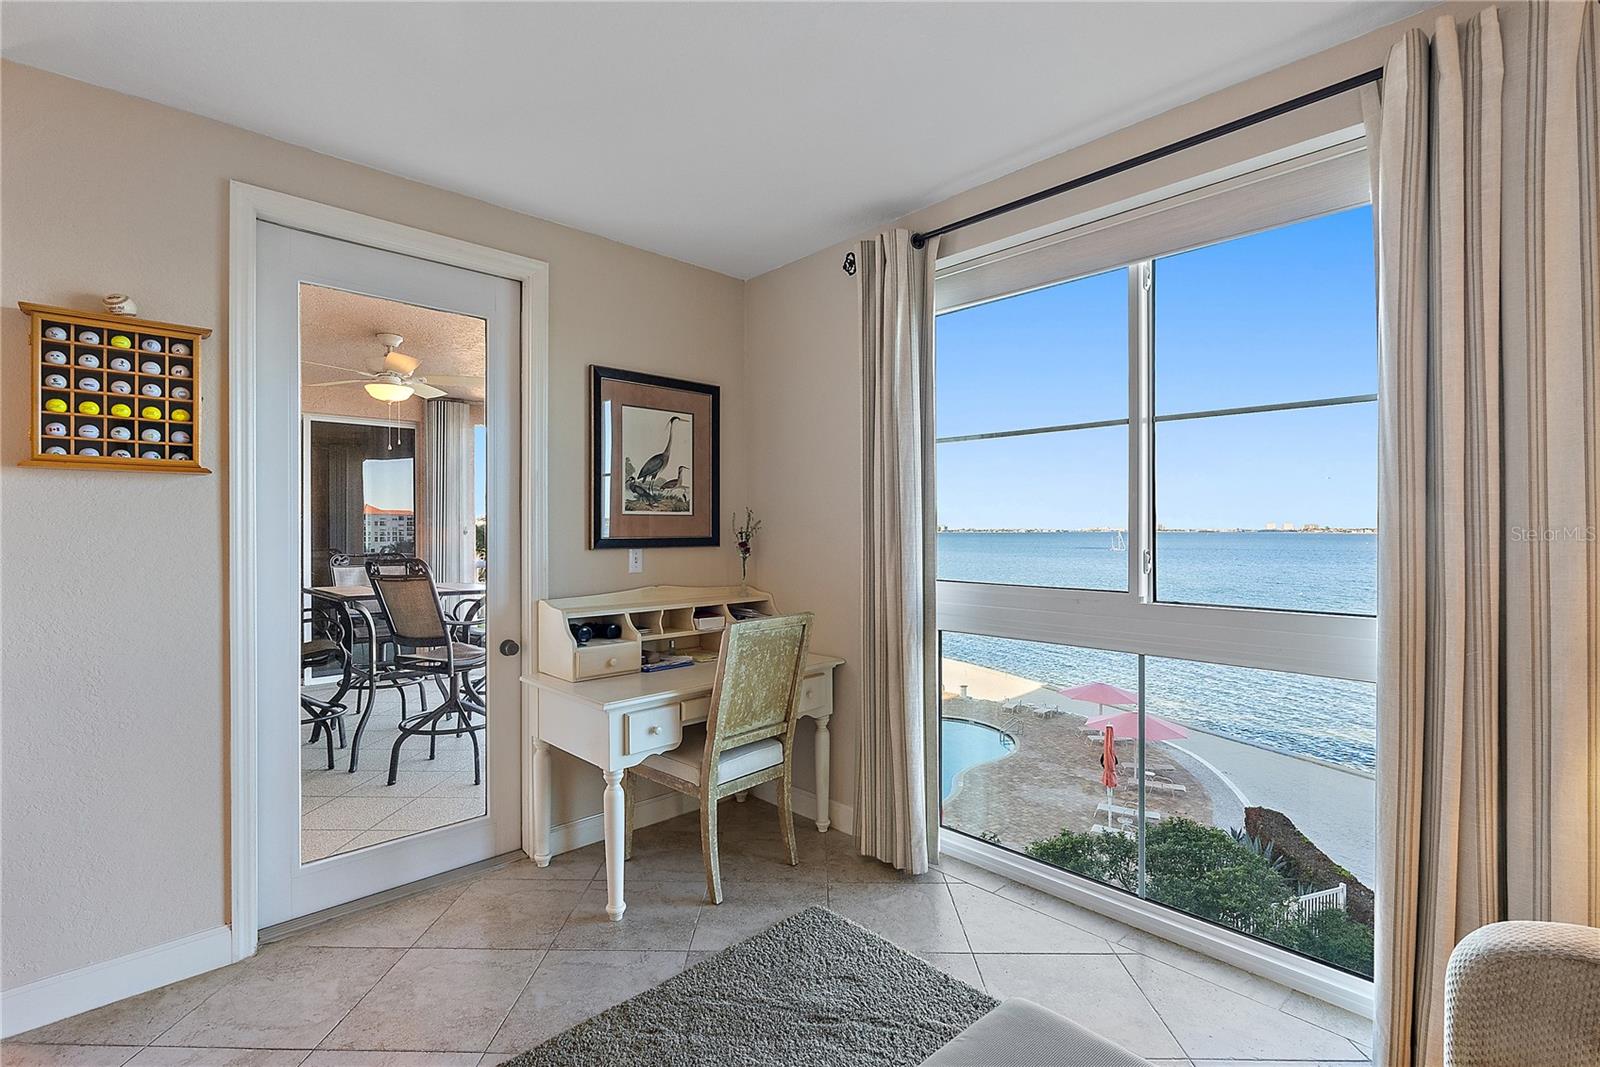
[940, 719, 1016, 800]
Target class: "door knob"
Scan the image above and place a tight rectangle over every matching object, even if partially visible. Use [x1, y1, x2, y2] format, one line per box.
[499, 639, 521, 657]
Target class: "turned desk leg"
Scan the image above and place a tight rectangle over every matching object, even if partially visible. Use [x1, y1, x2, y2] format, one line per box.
[602, 769, 627, 921]
[531, 740, 552, 867]
[814, 714, 832, 832]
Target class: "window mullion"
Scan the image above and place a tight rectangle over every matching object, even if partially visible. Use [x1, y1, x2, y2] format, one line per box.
[1128, 261, 1154, 602]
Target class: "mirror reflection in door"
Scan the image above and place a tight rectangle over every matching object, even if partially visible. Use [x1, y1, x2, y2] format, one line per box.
[298, 283, 491, 862]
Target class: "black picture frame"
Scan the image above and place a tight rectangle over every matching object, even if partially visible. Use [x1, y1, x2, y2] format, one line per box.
[590, 365, 720, 549]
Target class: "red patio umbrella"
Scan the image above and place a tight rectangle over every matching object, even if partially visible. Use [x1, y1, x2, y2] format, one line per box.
[1100, 726, 1118, 827]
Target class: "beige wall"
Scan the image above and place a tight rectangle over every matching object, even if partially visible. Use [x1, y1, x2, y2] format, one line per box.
[0, 61, 744, 990]
[742, 2, 1490, 830]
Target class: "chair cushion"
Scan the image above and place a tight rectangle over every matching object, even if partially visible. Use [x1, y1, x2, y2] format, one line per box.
[642, 724, 783, 787]
[401, 642, 487, 667]
[921, 998, 1151, 1066]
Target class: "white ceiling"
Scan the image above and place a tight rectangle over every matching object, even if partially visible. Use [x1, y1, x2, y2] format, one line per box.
[1, 1, 1429, 278]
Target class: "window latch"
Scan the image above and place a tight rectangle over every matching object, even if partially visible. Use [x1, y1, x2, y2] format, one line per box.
[1142, 549, 1153, 574]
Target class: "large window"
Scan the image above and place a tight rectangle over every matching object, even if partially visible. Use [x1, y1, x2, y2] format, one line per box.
[934, 155, 1378, 982]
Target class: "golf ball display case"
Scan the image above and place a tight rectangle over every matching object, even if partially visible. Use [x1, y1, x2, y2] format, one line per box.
[23, 302, 211, 473]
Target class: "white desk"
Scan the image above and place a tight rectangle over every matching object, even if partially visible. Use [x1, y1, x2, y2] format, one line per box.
[523, 652, 843, 920]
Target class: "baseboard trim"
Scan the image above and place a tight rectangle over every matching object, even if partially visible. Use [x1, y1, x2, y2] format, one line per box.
[749, 782, 855, 837]
[544, 785, 853, 859]
[546, 790, 700, 855]
[1, 925, 232, 1038]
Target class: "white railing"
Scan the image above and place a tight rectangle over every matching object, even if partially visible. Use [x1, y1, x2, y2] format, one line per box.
[1295, 883, 1347, 917]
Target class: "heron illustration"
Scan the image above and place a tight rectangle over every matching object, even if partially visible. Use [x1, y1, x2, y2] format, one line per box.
[659, 465, 688, 492]
[636, 416, 683, 483]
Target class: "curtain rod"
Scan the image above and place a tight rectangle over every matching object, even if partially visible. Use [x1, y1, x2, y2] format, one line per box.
[910, 66, 1384, 250]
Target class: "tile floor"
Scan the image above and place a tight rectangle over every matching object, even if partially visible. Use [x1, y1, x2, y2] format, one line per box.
[301, 684, 488, 861]
[7, 799, 1374, 1066]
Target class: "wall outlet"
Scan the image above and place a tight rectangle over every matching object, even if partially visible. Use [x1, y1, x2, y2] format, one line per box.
[628, 548, 643, 574]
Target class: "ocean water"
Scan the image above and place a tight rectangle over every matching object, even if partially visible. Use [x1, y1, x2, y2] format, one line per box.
[938, 531, 1378, 770]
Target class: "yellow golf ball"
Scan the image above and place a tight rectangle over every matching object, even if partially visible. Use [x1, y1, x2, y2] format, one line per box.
[171, 409, 190, 422]
[110, 403, 133, 418]
[77, 400, 101, 415]
[140, 405, 162, 420]
[110, 335, 133, 349]
[44, 397, 67, 413]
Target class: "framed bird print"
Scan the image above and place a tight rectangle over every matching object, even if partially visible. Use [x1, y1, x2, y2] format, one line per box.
[591, 365, 720, 548]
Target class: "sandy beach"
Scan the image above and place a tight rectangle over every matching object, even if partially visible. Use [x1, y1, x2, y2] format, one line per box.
[940, 659, 1375, 886]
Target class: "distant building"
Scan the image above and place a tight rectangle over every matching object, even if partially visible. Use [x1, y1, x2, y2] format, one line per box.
[1265, 522, 1278, 530]
[363, 504, 415, 554]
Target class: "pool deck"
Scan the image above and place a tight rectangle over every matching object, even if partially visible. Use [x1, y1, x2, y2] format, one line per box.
[941, 659, 1375, 885]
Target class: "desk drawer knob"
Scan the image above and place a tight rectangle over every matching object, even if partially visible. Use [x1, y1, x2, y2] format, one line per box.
[606, 656, 618, 668]
[647, 725, 661, 735]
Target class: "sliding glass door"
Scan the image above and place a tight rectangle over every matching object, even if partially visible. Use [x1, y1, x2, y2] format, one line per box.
[933, 163, 1379, 979]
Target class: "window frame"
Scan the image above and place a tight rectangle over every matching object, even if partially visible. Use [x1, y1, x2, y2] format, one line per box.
[929, 140, 1381, 1009]
[932, 139, 1378, 687]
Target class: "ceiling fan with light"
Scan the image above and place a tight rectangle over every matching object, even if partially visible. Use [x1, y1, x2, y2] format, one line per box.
[305, 332, 482, 403]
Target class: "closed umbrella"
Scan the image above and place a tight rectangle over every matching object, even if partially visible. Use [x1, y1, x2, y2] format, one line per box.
[1100, 726, 1118, 828]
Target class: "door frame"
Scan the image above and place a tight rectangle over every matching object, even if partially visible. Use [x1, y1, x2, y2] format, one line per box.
[227, 181, 550, 961]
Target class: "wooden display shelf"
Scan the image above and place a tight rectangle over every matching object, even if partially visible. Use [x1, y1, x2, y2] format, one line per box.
[22, 302, 211, 473]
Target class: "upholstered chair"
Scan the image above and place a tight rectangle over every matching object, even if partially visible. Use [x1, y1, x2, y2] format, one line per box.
[1444, 920, 1600, 1066]
[623, 613, 813, 904]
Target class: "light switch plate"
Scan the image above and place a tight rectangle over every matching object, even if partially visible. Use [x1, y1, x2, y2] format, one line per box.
[628, 548, 643, 574]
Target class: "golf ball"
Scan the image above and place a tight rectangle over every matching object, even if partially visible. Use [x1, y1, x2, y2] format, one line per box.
[111, 448, 132, 458]
[77, 330, 101, 344]
[170, 343, 190, 355]
[79, 425, 101, 439]
[171, 409, 190, 422]
[171, 429, 191, 444]
[140, 339, 162, 352]
[77, 400, 101, 415]
[44, 326, 68, 340]
[76, 353, 100, 368]
[78, 447, 101, 457]
[110, 335, 133, 349]
[44, 373, 68, 388]
[111, 381, 132, 394]
[44, 398, 68, 413]
[110, 403, 133, 418]
[44, 350, 68, 364]
[140, 361, 161, 374]
[141, 450, 161, 460]
[110, 426, 132, 440]
[172, 451, 190, 461]
[44, 422, 67, 436]
[109, 357, 132, 371]
[140, 405, 162, 420]
[78, 377, 101, 391]
[141, 383, 162, 397]
[171, 363, 190, 378]
[141, 428, 162, 442]
[44, 446, 67, 455]
[171, 386, 191, 400]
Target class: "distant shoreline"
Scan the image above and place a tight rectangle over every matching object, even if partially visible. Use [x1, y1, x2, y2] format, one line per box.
[938, 527, 1377, 535]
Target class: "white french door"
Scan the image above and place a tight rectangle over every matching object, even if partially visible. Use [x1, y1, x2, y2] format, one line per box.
[255, 221, 523, 926]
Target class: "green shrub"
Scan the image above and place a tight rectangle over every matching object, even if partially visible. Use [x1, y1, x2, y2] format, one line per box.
[1026, 825, 1138, 891]
[1025, 816, 1374, 978]
[1268, 910, 1375, 976]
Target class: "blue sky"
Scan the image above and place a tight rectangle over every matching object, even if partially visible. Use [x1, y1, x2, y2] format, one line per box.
[934, 206, 1378, 530]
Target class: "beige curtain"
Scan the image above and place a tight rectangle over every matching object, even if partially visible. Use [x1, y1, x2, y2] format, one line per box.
[422, 398, 475, 583]
[1365, 5, 1599, 1065]
[858, 229, 939, 874]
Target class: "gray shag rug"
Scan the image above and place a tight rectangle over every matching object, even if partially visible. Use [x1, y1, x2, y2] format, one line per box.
[496, 905, 997, 1067]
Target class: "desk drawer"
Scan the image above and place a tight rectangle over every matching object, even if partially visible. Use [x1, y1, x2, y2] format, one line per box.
[679, 695, 711, 725]
[624, 705, 681, 756]
[575, 641, 639, 680]
[799, 672, 832, 715]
